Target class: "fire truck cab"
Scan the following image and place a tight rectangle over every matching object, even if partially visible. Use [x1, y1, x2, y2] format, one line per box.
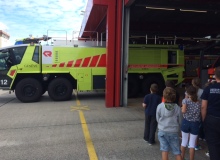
[198, 41, 220, 87]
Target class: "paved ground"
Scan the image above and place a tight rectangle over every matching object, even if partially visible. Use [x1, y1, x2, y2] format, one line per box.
[0, 91, 210, 160]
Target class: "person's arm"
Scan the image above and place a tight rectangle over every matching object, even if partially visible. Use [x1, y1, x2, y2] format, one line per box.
[182, 103, 187, 113]
[201, 100, 208, 121]
[156, 105, 160, 122]
[177, 107, 182, 125]
[142, 95, 149, 108]
[185, 93, 189, 99]
[181, 98, 187, 113]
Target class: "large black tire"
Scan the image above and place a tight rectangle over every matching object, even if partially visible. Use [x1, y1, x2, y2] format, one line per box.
[15, 78, 43, 102]
[48, 78, 73, 101]
[142, 76, 165, 96]
[128, 76, 139, 98]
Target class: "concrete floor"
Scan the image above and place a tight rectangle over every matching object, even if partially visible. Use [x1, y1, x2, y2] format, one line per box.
[0, 91, 210, 160]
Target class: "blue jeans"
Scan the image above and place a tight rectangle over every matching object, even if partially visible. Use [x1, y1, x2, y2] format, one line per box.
[158, 131, 181, 155]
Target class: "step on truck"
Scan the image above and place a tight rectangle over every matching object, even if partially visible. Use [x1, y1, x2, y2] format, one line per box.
[0, 36, 185, 102]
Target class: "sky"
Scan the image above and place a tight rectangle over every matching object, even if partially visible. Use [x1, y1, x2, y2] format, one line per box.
[0, 0, 88, 46]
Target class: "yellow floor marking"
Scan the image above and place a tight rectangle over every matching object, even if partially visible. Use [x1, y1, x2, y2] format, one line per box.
[72, 91, 98, 160]
[76, 98, 81, 106]
[79, 110, 98, 160]
[71, 106, 90, 111]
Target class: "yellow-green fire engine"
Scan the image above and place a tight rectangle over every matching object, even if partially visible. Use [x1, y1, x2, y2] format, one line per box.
[0, 37, 184, 102]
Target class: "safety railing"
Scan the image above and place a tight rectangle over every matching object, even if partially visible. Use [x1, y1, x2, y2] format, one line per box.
[46, 30, 106, 47]
[46, 30, 67, 45]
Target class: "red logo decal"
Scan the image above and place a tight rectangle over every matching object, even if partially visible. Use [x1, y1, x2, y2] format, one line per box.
[43, 51, 52, 57]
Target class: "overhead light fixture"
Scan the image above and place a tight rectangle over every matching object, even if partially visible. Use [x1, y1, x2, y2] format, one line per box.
[146, 6, 175, 11]
[180, 9, 207, 13]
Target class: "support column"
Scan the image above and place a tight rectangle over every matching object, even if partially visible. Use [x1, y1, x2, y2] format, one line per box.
[115, 0, 123, 107]
[93, 0, 123, 107]
[122, 7, 130, 107]
[105, 0, 117, 107]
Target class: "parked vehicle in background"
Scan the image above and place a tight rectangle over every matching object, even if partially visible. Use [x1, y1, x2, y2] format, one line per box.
[0, 32, 185, 102]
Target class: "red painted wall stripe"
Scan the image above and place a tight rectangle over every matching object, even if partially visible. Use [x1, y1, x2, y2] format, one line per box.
[128, 64, 166, 68]
[97, 54, 106, 67]
[74, 59, 82, 67]
[82, 57, 91, 67]
[90, 55, 100, 67]
[67, 61, 74, 67]
[128, 64, 184, 68]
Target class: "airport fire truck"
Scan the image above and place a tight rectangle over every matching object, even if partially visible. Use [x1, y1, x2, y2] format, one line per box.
[197, 41, 220, 86]
[206, 56, 220, 81]
[0, 36, 184, 102]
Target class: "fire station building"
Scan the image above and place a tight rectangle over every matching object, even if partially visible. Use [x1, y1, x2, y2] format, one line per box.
[79, 0, 220, 107]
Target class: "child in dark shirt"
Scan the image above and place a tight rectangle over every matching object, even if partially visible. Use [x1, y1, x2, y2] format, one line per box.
[142, 83, 161, 145]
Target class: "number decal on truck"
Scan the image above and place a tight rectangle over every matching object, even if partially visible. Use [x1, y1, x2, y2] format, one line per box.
[0, 79, 8, 85]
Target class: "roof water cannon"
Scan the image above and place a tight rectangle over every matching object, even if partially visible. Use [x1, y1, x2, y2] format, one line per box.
[15, 35, 52, 45]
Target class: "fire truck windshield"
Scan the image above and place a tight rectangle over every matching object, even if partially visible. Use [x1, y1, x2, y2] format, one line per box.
[0, 46, 27, 69]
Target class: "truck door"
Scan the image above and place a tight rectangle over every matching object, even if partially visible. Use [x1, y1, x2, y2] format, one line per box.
[0, 46, 27, 89]
[16, 45, 41, 74]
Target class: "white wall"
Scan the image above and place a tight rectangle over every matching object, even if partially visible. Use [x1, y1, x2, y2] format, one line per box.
[0, 36, 10, 47]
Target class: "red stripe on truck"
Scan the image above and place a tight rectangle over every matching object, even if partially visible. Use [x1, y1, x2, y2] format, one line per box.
[97, 54, 106, 67]
[74, 59, 82, 67]
[90, 55, 100, 67]
[59, 62, 65, 67]
[67, 61, 74, 67]
[82, 57, 91, 67]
